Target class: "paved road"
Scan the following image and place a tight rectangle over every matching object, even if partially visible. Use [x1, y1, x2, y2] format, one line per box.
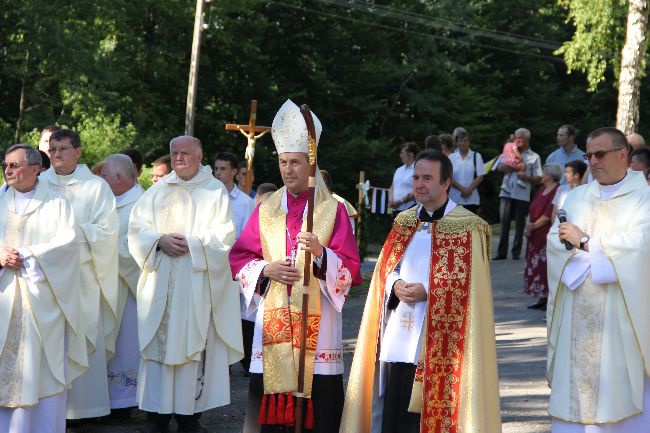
[77, 238, 551, 432]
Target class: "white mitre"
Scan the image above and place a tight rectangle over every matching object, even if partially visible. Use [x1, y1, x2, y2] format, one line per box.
[271, 99, 322, 154]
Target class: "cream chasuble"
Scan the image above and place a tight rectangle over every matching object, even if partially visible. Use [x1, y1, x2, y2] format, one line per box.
[107, 184, 142, 409]
[0, 181, 87, 432]
[547, 171, 650, 427]
[40, 164, 118, 419]
[128, 166, 243, 414]
[41, 165, 119, 355]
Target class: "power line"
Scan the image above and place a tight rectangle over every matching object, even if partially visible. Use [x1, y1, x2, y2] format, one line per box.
[321, 0, 562, 51]
[267, 1, 563, 62]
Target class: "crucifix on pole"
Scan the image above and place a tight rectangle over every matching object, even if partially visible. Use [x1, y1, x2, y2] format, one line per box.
[225, 100, 271, 195]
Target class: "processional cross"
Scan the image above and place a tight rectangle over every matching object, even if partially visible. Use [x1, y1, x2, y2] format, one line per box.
[225, 100, 271, 195]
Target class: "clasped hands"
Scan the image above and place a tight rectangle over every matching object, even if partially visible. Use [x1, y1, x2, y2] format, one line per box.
[159, 233, 189, 257]
[393, 279, 427, 304]
[263, 232, 323, 284]
[0, 246, 23, 269]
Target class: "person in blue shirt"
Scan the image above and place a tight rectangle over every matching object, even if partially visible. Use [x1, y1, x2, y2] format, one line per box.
[545, 125, 585, 185]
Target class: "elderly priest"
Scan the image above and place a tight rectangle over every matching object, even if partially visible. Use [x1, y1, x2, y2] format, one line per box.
[0, 144, 87, 433]
[128, 135, 243, 433]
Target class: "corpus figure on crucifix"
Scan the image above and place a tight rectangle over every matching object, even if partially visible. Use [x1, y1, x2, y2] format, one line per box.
[225, 100, 271, 196]
[229, 99, 361, 433]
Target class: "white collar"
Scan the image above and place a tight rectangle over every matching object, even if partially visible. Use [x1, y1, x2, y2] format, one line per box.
[116, 183, 141, 206]
[416, 199, 457, 219]
[598, 174, 626, 200]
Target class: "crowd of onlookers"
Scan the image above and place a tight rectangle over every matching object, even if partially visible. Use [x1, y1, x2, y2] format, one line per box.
[388, 125, 649, 312]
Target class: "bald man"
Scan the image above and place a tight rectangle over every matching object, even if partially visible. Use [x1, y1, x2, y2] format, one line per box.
[627, 133, 647, 151]
[128, 136, 243, 433]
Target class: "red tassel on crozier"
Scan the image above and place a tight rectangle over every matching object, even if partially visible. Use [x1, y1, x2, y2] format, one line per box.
[267, 394, 277, 424]
[285, 393, 295, 426]
[277, 393, 286, 424]
[304, 398, 314, 429]
[258, 394, 268, 424]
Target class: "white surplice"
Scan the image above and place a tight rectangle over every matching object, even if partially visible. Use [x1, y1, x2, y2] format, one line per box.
[547, 171, 650, 431]
[0, 181, 87, 433]
[128, 166, 243, 415]
[107, 184, 143, 409]
[40, 164, 119, 419]
[380, 201, 457, 368]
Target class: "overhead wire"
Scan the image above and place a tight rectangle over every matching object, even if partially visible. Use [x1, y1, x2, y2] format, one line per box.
[267, 0, 564, 62]
[321, 0, 562, 50]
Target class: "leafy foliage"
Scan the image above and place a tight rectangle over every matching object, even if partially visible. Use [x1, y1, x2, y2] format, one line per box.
[0, 0, 630, 237]
[556, 0, 628, 90]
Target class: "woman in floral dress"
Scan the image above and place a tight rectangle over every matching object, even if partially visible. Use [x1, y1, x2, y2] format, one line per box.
[524, 164, 562, 310]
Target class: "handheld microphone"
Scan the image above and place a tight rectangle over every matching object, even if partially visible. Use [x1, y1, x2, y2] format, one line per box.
[556, 209, 573, 250]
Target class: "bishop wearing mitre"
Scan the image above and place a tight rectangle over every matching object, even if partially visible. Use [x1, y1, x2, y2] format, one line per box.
[229, 100, 361, 433]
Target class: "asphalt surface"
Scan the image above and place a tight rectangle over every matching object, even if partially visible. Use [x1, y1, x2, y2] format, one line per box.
[72, 236, 551, 433]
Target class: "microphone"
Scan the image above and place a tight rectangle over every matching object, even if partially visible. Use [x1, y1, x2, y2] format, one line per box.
[556, 209, 573, 250]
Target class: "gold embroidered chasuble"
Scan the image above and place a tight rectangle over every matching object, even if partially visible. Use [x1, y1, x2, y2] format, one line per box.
[340, 206, 501, 433]
[547, 171, 650, 423]
[0, 182, 87, 407]
[128, 166, 243, 367]
[40, 165, 119, 357]
[258, 186, 339, 398]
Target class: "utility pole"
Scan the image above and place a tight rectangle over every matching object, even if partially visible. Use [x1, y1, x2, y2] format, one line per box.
[185, 0, 207, 136]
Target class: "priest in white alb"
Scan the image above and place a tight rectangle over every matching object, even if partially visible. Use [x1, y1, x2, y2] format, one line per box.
[229, 99, 361, 433]
[128, 136, 243, 433]
[100, 154, 143, 417]
[41, 129, 119, 422]
[0, 144, 87, 433]
[547, 127, 650, 433]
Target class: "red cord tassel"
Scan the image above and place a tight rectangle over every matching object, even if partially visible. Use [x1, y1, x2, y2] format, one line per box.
[304, 399, 314, 429]
[258, 394, 268, 424]
[267, 394, 277, 424]
[285, 393, 295, 426]
[277, 393, 286, 424]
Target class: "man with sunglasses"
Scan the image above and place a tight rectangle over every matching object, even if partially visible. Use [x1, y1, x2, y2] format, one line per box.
[547, 127, 650, 432]
[40, 128, 119, 427]
[0, 144, 87, 433]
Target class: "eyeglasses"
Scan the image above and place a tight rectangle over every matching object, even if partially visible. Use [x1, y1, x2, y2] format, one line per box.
[583, 148, 622, 160]
[1, 162, 36, 170]
[48, 146, 75, 154]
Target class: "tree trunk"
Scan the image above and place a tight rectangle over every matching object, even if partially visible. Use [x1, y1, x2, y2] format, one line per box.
[14, 50, 30, 143]
[616, 0, 649, 135]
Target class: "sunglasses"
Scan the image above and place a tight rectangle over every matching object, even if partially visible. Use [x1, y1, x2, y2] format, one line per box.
[583, 148, 622, 160]
[1, 162, 37, 170]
